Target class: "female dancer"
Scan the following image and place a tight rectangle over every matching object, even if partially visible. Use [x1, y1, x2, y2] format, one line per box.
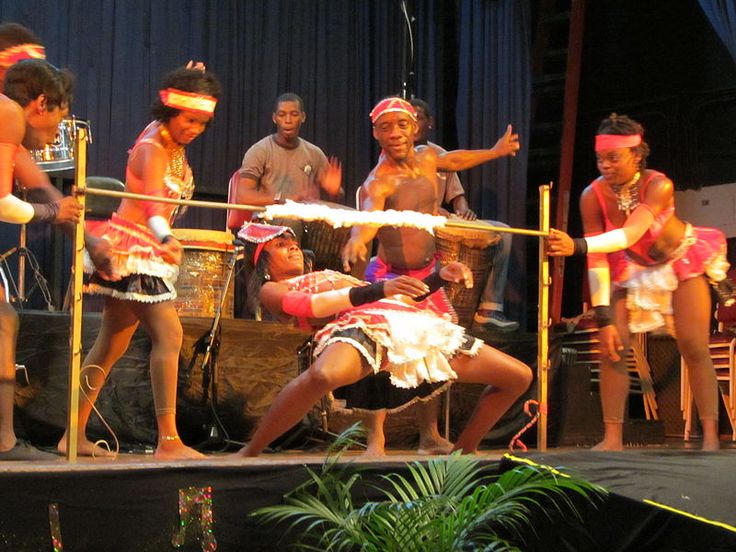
[234, 223, 533, 457]
[547, 113, 732, 451]
[58, 64, 221, 459]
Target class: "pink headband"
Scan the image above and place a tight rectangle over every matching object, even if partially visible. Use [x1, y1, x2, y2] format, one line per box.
[0, 43, 46, 68]
[369, 97, 417, 124]
[595, 134, 642, 152]
[159, 88, 218, 115]
[237, 222, 295, 266]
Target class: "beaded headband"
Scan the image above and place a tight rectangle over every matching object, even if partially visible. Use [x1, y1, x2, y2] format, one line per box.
[595, 134, 642, 152]
[159, 88, 217, 115]
[237, 222, 296, 266]
[369, 97, 417, 124]
[0, 43, 46, 68]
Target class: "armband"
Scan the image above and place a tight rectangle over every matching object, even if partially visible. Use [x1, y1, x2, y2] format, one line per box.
[0, 193, 34, 224]
[413, 270, 446, 302]
[594, 305, 613, 328]
[148, 215, 173, 242]
[30, 201, 60, 223]
[282, 291, 315, 318]
[584, 229, 628, 254]
[572, 238, 588, 255]
[348, 281, 385, 306]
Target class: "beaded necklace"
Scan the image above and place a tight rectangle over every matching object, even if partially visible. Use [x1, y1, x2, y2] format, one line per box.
[611, 171, 641, 216]
[159, 124, 186, 180]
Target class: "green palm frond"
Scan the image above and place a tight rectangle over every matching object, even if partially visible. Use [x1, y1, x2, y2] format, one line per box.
[251, 427, 606, 551]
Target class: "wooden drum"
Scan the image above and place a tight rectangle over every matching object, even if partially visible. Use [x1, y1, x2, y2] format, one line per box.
[300, 202, 354, 272]
[172, 229, 236, 318]
[435, 221, 500, 328]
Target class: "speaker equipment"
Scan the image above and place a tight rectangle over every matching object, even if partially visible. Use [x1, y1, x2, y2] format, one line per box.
[548, 330, 665, 446]
[13, 311, 310, 449]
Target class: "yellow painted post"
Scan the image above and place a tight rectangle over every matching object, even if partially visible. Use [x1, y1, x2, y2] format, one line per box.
[537, 183, 552, 451]
[66, 127, 88, 462]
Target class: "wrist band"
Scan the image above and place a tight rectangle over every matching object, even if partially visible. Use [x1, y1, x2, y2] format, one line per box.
[148, 215, 173, 242]
[572, 238, 588, 256]
[161, 235, 176, 245]
[30, 201, 59, 223]
[348, 281, 385, 306]
[594, 305, 613, 328]
[414, 270, 446, 302]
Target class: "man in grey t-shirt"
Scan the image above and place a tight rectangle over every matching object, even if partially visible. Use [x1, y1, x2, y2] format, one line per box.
[228, 93, 342, 231]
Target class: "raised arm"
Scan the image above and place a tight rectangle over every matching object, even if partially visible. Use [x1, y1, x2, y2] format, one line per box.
[435, 124, 520, 172]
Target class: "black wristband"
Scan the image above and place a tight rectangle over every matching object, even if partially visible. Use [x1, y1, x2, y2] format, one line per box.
[572, 237, 588, 256]
[161, 234, 176, 245]
[30, 201, 59, 223]
[593, 305, 613, 328]
[413, 270, 446, 302]
[349, 281, 385, 306]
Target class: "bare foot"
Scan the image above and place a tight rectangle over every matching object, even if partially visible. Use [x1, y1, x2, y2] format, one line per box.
[57, 432, 116, 458]
[417, 436, 454, 455]
[591, 440, 624, 452]
[701, 437, 720, 452]
[154, 438, 205, 460]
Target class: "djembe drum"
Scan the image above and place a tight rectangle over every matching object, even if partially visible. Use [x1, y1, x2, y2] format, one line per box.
[300, 202, 355, 272]
[435, 221, 500, 329]
[172, 229, 236, 318]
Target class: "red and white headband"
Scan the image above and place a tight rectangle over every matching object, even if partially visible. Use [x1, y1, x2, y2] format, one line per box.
[369, 97, 417, 124]
[237, 222, 296, 265]
[595, 134, 642, 152]
[159, 88, 217, 115]
[0, 43, 46, 68]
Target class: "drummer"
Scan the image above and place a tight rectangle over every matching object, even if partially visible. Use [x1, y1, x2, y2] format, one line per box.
[411, 98, 518, 332]
[339, 97, 521, 455]
[228, 92, 345, 317]
[228, 92, 343, 231]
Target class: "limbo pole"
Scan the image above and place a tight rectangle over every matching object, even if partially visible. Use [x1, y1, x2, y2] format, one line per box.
[537, 183, 552, 451]
[66, 127, 89, 462]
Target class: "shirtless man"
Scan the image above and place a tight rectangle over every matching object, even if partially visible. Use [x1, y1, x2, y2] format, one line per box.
[340, 97, 520, 454]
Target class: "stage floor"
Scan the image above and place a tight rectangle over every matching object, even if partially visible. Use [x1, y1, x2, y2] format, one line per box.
[0, 444, 734, 551]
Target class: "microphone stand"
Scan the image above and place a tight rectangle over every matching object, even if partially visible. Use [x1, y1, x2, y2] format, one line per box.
[191, 240, 244, 451]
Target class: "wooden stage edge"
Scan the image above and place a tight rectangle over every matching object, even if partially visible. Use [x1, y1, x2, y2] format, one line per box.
[0, 447, 734, 552]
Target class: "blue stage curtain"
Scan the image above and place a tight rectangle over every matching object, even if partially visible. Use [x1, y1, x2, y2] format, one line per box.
[699, 0, 736, 65]
[0, 0, 408, 211]
[1, 1, 532, 315]
[455, 0, 532, 322]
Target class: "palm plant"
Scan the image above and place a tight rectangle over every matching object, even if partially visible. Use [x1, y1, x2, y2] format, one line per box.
[252, 425, 606, 551]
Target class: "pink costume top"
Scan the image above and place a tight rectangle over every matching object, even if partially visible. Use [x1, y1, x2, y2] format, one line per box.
[83, 122, 195, 301]
[589, 170, 729, 333]
[281, 270, 478, 389]
[123, 121, 194, 225]
[590, 170, 674, 277]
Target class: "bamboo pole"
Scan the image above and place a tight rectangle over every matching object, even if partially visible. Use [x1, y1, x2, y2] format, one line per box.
[81, 187, 550, 237]
[537, 183, 552, 451]
[66, 127, 88, 462]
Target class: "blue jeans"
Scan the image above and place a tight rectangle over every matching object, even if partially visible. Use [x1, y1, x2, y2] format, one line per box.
[478, 220, 511, 313]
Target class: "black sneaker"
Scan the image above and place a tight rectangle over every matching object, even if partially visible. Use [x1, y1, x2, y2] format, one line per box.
[0, 440, 59, 461]
[474, 310, 520, 332]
